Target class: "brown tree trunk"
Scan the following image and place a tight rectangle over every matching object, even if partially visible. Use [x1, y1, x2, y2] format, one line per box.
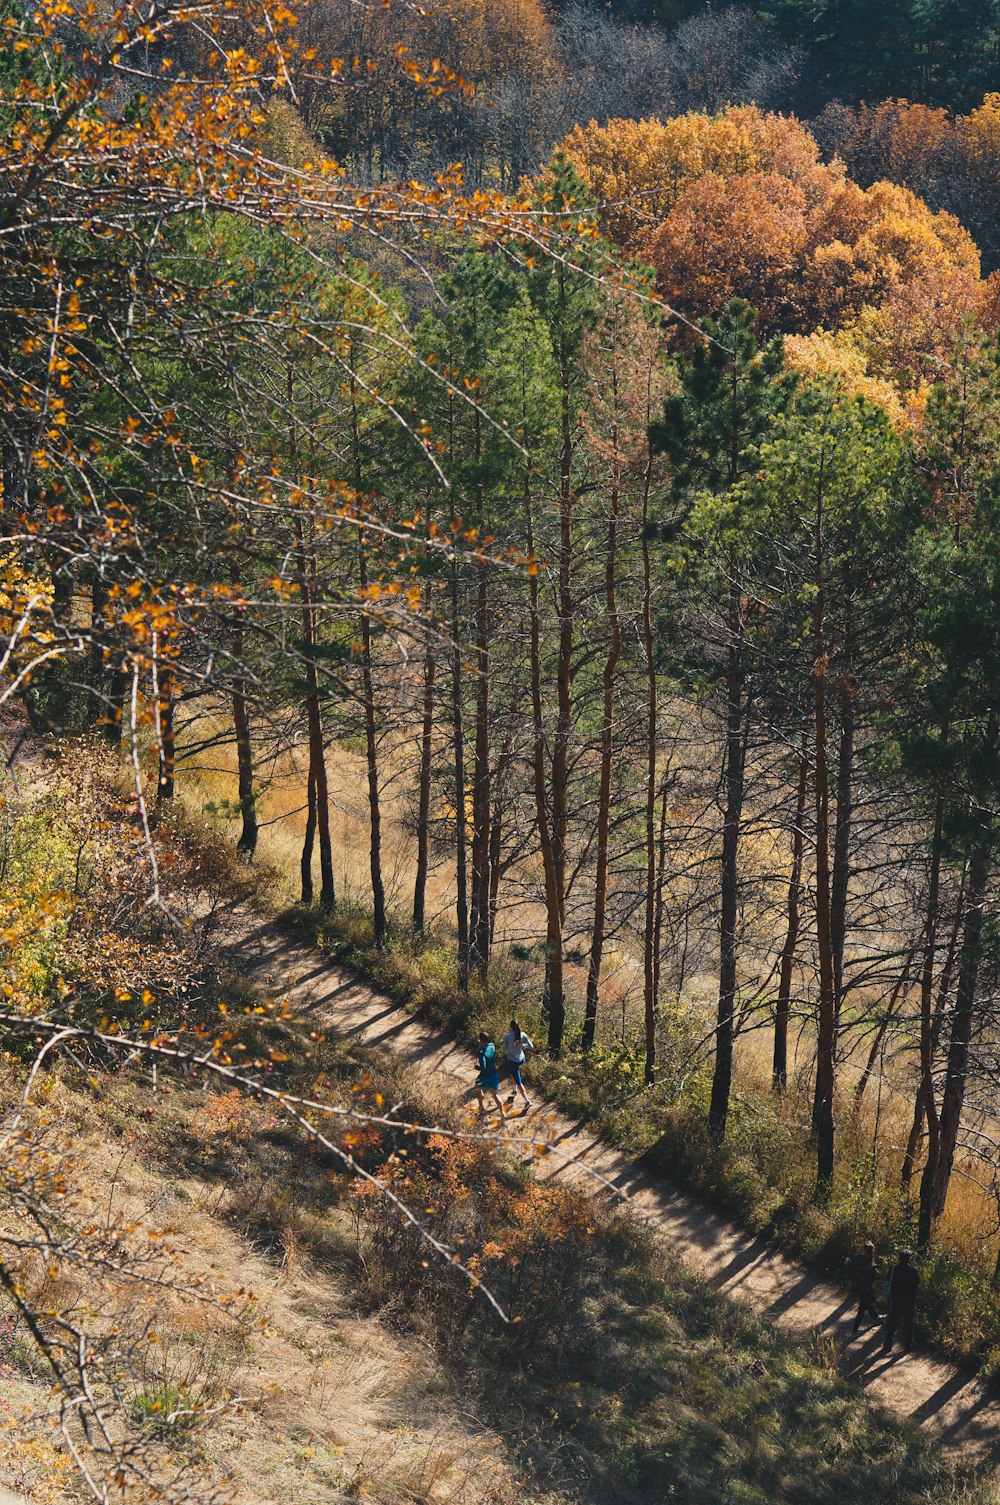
[469, 557, 491, 974]
[642, 713, 660, 1080]
[653, 770, 670, 1026]
[289, 366, 334, 911]
[583, 435, 622, 1050]
[348, 352, 384, 943]
[551, 298, 575, 939]
[412, 613, 435, 936]
[301, 763, 317, 906]
[831, 660, 856, 1029]
[526, 484, 564, 1052]
[449, 554, 469, 992]
[919, 813, 993, 1244]
[296, 523, 334, 912]
[641, 423, 659, 1083]
[488, 742, 511, 947]
[155, 667, 175, 804]
[358, 541, 386, 948]
[773, 739, 807, 1092]
[709, 576, 746, 1139]
[811, 463, 837, 1199]
[230, 563, 258, 860]
[901, 784, 946, 1192]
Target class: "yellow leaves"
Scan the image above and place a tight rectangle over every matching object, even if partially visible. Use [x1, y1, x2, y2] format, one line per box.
[784, 331, 909, 430]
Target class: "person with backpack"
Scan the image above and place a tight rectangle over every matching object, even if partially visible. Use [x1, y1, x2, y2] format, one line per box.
[474, 1032, 505, 1121]
[502, 1018, 534, 1111]
[882, 1248, 919, 1354]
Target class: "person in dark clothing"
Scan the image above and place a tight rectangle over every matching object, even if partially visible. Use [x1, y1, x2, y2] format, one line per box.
[851, 1239, 880, 1335]
[882, 1248, 919, 1353]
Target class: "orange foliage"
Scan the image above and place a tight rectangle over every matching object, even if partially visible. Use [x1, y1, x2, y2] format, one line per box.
[804, 180, 983, 381]
[413, 0, 555, 88]
[835, 99, 955, 186]
[565, 103, 988, 386]
[562, 106, 835, 247]
[959, 93, 1000, 209]
[646, 171, 809, 332]
[191, 1089, 279, 1156]
[979, 270, 1000, 335]
[356, 1134, 599, 1331]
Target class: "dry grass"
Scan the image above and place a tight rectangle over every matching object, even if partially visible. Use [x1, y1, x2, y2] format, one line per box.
[174, 710, 549, 948]
[0, 1070, 526, 1505]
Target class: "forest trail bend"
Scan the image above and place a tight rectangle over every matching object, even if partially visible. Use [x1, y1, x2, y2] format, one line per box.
[214, 898, 1000, 1468]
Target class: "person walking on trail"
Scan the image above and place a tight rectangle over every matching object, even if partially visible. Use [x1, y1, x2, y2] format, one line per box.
[502, 1018, 534, 1111]
[882, 1248, 919, 1353]
[474, 1032, 505, 1121]
[850, 1239, 880, 1335]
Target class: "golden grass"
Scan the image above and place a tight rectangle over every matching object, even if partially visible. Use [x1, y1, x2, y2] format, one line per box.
[1, 1068, 526, 1505]
[174, 709, 550, 948]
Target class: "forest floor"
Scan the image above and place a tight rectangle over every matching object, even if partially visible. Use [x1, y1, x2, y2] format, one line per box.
[208, 893, 1000, 1468]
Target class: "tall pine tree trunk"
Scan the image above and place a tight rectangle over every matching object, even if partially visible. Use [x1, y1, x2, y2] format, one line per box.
[583, 443, 622, 1050]
[709, 577, 746, 1139]
[294, 520, 334, 912]
[488, 756, 506, 947]
[469, 558, 491, 974]
[773, 739, 807, 1092]
[811, 471, 837, 1199]
[358, 540, 386, 947]
[230, 563, 258, 860]
[901, 785, 946, 1191]
[919, 798, 993, 1244]
[155, 663, 175, 805]
[526, 485, 564, 1052]
[551, 387, 574, 938]
[830, 658, 856, 1028]
[449, 554, 469, 992]
[348, 354, 384, 944]
[904, 858, 969, 1188]
[641, 435, 659, 1083]
[652, 770, 670, 1028]
[301, 763, 317, 905]
[289, 367, 334, 911]
[413, 610, 435, 936]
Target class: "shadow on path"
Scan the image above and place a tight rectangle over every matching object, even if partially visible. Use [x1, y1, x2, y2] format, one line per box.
[213, 898, 1000, 1466]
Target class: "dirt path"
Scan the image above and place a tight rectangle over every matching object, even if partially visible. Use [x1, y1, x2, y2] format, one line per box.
[215, 900, 1000, 1469]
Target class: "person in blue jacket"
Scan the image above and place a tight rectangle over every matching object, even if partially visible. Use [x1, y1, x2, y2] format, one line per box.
[474, 1032, 505, 1121]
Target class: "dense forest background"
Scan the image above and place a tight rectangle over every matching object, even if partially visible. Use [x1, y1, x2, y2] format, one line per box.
[8, 0, 1000, 1494]
[278, 0, 1000, 273]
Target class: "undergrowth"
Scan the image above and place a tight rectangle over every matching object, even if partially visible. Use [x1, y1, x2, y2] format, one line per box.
[292, 899, 1000, 1375]
[128, 1011, 998, 1505]
[4, 750, 999, 1504]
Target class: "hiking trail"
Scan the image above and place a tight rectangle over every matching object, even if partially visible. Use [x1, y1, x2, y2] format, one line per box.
[214, 897, 1000, 1469]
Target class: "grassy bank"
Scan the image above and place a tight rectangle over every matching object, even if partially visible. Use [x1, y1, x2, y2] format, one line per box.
[104, 987, 1000, 1505]
[291, 900, 1000, 1376]
[3, 745, 998, 1502]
